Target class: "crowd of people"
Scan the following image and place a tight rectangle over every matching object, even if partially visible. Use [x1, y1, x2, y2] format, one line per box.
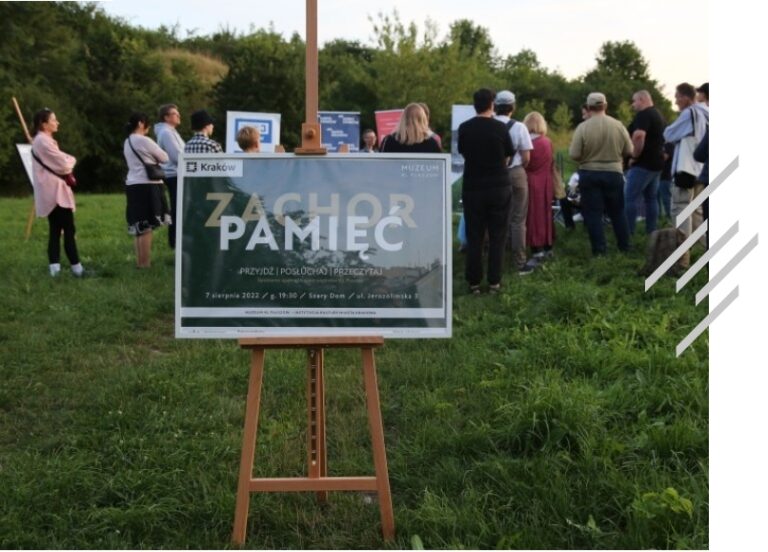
[456, 83, 709, 294]
[28, 84, 709, 287]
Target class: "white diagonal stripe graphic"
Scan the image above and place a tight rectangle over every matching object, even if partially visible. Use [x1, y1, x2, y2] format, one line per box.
[676, 286, 739, 357]
[677, 221, 739, 292]
[644, 222, 708, 291]
[676, 156, 739, 229]
[695, 234, 759, 305]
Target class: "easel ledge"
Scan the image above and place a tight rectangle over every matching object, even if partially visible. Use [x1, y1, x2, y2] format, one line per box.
[239, 335, 384, 348]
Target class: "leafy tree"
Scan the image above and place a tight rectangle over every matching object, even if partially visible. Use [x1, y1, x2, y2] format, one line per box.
[368, 11, 494, 142]
[213, 30, 305, 149]
[319, 40, 377, 131]
[552, 102, 573, 132]
[582, 40, 673, 121]
[519, 99, 546, 121]
[496, 49, 572, 121]
[615, 101, 634, 127]
[448, 19, 496, 67]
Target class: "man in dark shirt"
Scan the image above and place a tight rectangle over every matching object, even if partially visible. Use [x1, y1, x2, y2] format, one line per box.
[625, 90, 666, 234]
[458, 88, 514, 294]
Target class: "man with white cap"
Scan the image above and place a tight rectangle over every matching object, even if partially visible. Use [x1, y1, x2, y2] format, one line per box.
[493, 90, 534, 274]
[569, 92, 634, 255]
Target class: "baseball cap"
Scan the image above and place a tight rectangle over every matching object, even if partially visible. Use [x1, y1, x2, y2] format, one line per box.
[494, 90, 516, 106]
[190, 109, 215, 130]
[586, 92, 607, 107]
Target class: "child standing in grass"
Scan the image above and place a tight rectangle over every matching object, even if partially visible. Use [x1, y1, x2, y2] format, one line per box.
[30, 108, 85, 277]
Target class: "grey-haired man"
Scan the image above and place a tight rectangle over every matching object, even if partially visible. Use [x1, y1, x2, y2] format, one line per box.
[155, 104, 185, 249]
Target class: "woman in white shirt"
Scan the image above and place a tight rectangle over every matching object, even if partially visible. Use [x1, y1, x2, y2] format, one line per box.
[123, 112, 170, 268]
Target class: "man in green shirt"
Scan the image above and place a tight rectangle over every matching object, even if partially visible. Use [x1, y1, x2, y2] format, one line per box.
[569, 92, 634, 255]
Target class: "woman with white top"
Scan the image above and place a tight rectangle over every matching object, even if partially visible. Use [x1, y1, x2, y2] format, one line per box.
[30, 108, 84, 277]
[123, 112, 170, 268]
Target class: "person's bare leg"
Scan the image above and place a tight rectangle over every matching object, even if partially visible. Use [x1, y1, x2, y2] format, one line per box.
[135, 232, 153, 268]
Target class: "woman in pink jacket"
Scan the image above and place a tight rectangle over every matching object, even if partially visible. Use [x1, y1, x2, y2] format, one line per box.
[31, 108, 84, 277]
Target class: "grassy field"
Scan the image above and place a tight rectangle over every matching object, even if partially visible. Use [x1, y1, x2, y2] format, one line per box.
[0, 194, 708, 549]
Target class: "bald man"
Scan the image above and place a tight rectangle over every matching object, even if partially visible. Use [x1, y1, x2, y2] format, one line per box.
[625, 90, 666, 235]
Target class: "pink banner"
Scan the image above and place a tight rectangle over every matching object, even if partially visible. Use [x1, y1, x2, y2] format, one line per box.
[374, 109, 403, 146]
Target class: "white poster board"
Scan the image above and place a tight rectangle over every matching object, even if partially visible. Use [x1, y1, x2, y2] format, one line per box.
[16, 144, 34, 187]
[226, 111, 281, 153]
[450, 105, 476, 181]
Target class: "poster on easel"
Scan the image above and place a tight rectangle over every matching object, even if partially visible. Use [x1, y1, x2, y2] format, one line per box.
[226, 111, 281, 153]
[176, 153, 452, 339]
[374, 109, 403, 146]
[318, 111, 360, 152]
[16, 144, 34, 187]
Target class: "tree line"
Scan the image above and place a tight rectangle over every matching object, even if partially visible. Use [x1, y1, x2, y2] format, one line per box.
[1, 1, 673, 195]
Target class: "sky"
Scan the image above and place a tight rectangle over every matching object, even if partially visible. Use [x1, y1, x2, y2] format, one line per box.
[97, 0, 708, 101]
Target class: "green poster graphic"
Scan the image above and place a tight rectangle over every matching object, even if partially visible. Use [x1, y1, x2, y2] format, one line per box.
[176, 154, 452, 338]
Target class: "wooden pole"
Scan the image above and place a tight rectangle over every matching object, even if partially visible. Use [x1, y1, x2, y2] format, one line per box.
[12, 97, 37, 240]
[305, 0, 318, 127]
[12, 97, 33, 143]
[294, 0, 325, 154]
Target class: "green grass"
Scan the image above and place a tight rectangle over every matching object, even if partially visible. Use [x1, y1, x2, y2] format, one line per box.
[0, 194, 708, 549]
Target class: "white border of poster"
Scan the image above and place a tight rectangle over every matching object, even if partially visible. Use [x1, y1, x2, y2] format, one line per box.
[225, 111, 281, 153]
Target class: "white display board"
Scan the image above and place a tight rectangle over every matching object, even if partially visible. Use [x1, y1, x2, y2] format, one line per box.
[16, 144, 34, 187]
[225, 111, 281, 153]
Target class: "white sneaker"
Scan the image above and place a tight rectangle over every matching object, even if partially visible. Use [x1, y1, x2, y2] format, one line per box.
[573, 213, 584, 222]
[71, 263, 84, 277]
[49, 263, 61, 277]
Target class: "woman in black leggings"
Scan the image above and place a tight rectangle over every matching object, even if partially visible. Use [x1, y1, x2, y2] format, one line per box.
[31, 108, 84, 277]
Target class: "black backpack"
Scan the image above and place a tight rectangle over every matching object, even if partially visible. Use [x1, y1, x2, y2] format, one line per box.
[505, 119, 517, 166]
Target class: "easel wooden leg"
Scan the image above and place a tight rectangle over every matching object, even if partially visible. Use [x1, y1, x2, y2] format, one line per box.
[232, 348, 266, 546]
[307, 348, 328, 502]
[24, 203, 35, 241]
[361, 347, 395, 541]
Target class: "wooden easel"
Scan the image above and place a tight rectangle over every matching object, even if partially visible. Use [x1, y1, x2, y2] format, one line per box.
[11, 97, 36, 240]
[232, 337, 395, 544]
[231, 3, 394, 544]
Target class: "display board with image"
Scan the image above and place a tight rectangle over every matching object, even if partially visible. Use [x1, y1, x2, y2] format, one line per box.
[176, 153, 452, 338]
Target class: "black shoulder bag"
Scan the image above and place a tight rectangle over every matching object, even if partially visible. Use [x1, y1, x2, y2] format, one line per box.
[31, 149, 77, 187]
[127, 136, 166, 181]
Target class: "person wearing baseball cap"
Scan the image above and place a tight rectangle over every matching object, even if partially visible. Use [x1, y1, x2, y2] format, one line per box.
[569, 92, 634, 255]
[493, 89, 534, 274]
[184, 109, 223, 154]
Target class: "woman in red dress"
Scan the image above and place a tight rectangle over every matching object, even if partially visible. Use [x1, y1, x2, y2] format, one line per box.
[522, 111, 555, 259]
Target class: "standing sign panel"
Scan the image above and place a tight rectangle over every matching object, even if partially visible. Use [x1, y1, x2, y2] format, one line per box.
[318, 111, 360, 152]
[450, 105, 475, 178]
[176, 154, 452, 338]
[16, 144, 34, 187]
[226, 111, 282, 153]
[374, 109, 403, 146]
